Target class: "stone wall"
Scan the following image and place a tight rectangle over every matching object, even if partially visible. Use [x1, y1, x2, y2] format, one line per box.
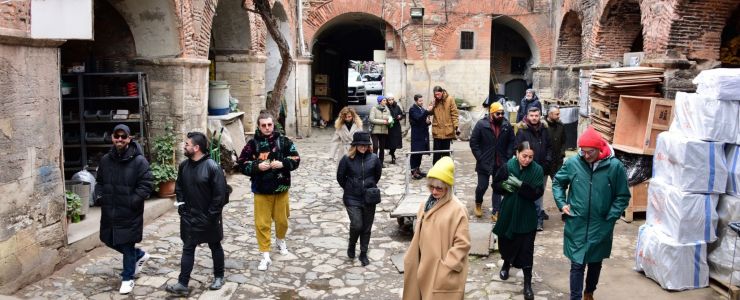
[213, 54, 267, 134]
[405, 59, 490, 105]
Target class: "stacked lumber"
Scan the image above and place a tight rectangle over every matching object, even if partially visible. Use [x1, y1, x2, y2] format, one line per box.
[589, 67, 664, 141]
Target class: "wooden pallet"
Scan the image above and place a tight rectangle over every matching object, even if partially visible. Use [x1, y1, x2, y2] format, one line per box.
[621, 181, 650, 223]
[710, 277, 740, 300]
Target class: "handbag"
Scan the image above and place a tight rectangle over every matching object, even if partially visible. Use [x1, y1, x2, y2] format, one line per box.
[364, 187, 381, 205]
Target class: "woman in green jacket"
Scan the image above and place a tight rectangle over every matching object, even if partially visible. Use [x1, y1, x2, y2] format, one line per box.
[491, 141, 545, 300]
[552, 126, 630, 300]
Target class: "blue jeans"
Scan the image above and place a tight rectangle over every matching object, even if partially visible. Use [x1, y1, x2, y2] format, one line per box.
[535, 196, 544, 226]
[476, 172, 502, 213]
[110, 243, 144, 281]
[570, 261, 602, 299]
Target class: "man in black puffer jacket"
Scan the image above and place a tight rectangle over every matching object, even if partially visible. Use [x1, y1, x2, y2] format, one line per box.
[95, 124, 153, 295]
[166, 132, 228, 296]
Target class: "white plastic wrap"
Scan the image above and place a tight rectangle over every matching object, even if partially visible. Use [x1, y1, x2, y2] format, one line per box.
[653, 131, 728, 194]
[693, 68, 740, 101]
[646, 178, 719, 243]
[669, 92, 740, 143]
[635, 224, 709, 290]
[728, 145, 740, 196]
[708, 194, 740, 286]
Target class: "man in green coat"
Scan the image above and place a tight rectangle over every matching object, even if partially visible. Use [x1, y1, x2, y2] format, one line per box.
[552, 126, 630, 300]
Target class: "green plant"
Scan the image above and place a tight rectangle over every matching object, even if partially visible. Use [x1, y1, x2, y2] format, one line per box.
[65, 191, 82, 223]
[150, 123, 178, 191]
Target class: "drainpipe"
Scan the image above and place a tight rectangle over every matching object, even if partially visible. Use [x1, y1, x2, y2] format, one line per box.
[297, 0, 309, 57]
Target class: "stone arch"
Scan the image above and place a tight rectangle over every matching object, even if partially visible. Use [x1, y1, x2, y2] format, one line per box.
[211, 0, 252, 52]
[492, 16, 541, 66]
[588, 0, 642, 62]
[106, 0, 182, 58]
[661, 0, 740, 60]
[557, 11, 583, 65]
[721, 2, 740, 66]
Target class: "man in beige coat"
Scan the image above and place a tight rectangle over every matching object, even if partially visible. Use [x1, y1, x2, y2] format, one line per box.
[403, 156, 471, 299]
[427, 86, 459, 164]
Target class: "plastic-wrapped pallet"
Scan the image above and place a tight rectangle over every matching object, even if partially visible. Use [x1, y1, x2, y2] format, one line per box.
[728, 145, 740, 196]
[635, 224, 709, 290]
[670, 92, 740, 143]
[692, 68, 740, 101]
[653, 131, 728, 194]
[708, 194, 740, 286]
[646, 178, 719, 243]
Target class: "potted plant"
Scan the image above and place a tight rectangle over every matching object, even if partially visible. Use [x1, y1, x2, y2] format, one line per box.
[151, 123, 177, 197]
[66, 191, 82, 223]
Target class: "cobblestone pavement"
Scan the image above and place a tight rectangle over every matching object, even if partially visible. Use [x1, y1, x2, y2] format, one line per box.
[13, 129, 719, 299]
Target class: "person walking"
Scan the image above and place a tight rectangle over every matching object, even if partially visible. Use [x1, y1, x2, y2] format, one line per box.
[237, 110, 301, 271]
[552, 126, 630, 300]
[516, 89, 543, 123]
[470, 102, 515, 220]
[386, 93, 405, 164]
[491, 141, 545, 300]
[427, 86, 459, 164]
[408, 94, 431, 179]
[330, 106, 363, 162]
[514, 106, 552, 231]
[403, 157, 471, 300]
[369, 95, 392, 164]
[95, 124, 153, 295]
[545, 105, 566, 179]
[165, 132, 228, 296]
[336, 131, 383, 266]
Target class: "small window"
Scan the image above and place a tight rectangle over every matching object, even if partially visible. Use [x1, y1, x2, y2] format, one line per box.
[511, 57, 527, 74]
[460, 31, 474, 50]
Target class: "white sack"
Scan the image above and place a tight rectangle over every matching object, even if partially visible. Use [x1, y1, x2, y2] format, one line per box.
[653, 131, 728, 194]
[708, 194, 740, 286]
[635, 224, 709, 291]
[669, 92, 739, 143]
[646, 178, 719, 243]
[693, 68, 740, 101]
[728, 145, 740, 196]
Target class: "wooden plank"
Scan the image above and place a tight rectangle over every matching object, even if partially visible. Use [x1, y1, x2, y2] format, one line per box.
[710, 277, 740, 300]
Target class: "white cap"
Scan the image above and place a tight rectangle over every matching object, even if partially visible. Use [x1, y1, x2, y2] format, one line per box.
[385, 93, 395, 99]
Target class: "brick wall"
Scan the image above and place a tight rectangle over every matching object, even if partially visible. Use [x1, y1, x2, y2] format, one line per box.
[557, 11, 582, 64]
[663, 0, 739, 60]
[0, 0, 30, 32]
[590, 0, 642, 61]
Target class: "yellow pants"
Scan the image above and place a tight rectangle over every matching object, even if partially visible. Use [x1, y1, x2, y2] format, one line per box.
[254, 191, 290, 252]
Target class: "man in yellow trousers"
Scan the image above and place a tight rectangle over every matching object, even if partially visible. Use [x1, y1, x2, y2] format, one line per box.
[238, 110, 301, 271]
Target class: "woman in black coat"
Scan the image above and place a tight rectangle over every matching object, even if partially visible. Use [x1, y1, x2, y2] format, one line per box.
[386, 94, 405, 164]
[337, 131, 382, 266]
[408, 94, 430, 179]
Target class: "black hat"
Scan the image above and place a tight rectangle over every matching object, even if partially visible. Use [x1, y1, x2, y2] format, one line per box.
[351, 131, 372, 146]
[113, 124, 131, 135]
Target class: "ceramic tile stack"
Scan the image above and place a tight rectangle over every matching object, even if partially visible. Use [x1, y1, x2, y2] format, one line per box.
[588, 67, 664, 142]
[634, 68, 740, 291]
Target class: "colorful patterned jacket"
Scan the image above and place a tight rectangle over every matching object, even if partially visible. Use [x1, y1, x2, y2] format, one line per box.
[237, 130, 300, 194]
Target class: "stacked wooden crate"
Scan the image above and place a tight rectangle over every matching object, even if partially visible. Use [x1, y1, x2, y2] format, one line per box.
[589, 67, 664, 141]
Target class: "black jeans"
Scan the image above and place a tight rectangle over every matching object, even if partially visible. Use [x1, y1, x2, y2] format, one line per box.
[410, 152, 423, 170]
[475, 172, 503, 213]
[570, 261, 602, 299]
[372, 134, 387, 162]
[178, 240, 225, 286]
[432, 138, 452, 164]
[110, 243, 144, 281]
[346, 204, 377, 253]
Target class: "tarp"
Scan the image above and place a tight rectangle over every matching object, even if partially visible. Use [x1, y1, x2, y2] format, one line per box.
[615, 150, 653, 186]
[635, 224, 709, 291]
[670, 92, 740, 143]
[727, 144, 740, 197]
[646, 178, 719, 243]
[693, 68, 740, 101]
[707, 194, 740, 286]
[653, 131, 728, 194]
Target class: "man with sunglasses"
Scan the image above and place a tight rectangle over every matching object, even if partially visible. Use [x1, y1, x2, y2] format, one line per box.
[469, 102, 515, 220]
[95, 124, 153, 294]
[237, 110, 301, 271]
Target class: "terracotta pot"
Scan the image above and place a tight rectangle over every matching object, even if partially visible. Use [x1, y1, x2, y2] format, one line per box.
[157, 181, 176, 198]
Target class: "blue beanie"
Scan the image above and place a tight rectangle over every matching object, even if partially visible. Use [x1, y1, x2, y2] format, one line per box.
[377, 95, 385, 103]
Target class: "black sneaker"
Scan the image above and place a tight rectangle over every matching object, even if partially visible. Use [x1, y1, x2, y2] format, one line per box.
[209, 277, 225, 290]
[165, 282, 189, 296]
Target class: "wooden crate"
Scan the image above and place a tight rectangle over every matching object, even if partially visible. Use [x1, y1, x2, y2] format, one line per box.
[613, 95, 674, 155]
[314, 74, 328, 84]
[710, 277, 740, 300]
[622, 180, 649, 223]
[314, 84, 328, 96]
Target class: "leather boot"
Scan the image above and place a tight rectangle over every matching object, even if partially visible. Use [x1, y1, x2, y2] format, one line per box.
[583, 292, 594, 300]
[523, 267, 534, 300]
[475, 203, 483, 218]
[359, 252, 370, 266]
[499, 261, 510, 280]
[347, 232, 359, 259]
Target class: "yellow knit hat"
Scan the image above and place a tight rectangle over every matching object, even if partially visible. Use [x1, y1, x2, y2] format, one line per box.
[427, 156, 455, 186]
[489, 102, 504, 114]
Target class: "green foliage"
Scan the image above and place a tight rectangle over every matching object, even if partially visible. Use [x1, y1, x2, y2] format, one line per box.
[65, 191, 82, 223]
[151, 123, 178, 190]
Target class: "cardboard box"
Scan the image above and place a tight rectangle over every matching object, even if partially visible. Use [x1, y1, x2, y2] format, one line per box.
[314, 74, 328, 84]
[314, 84, 328, 96]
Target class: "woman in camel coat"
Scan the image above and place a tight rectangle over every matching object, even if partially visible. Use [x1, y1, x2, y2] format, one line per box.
[330, 106, 363, 161]
[403, 156, 471, 299]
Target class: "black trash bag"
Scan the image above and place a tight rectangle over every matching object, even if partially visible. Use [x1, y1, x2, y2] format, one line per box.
[614, 149, 653, 186]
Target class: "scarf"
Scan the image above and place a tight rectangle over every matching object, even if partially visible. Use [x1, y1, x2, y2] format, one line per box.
[507, 157, 544, 189]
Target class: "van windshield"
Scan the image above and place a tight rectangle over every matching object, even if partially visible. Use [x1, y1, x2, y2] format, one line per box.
[363, 74, 382, 81]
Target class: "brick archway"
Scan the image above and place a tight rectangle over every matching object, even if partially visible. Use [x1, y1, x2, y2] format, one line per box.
[663, 0, 740, 60]
[557, 11, 583, 65]
[587, 0, 642, 62]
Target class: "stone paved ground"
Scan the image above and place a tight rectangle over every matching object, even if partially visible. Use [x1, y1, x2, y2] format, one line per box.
[14, 129, 720, 299]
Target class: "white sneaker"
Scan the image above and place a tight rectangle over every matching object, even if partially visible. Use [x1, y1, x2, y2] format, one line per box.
[258, 253, 272, 271]
[277, 239, 289, 255]
[134, 251, 150, 276]
[119, 280, 135, 294]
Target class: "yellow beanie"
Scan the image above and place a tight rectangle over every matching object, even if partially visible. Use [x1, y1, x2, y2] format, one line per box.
[489, 102, 504, 114]
[427, 156, 455, 186]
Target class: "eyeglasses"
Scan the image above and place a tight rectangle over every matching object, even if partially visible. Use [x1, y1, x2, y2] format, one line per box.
[582, 149, 598, 156]
[493, 112, 504, 116]
[427, 185, 445, 191]
[112, 134, 128, 140]
[260, 123, 274, 128]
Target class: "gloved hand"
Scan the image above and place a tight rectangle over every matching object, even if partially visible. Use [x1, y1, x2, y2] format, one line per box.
[503, 175, 522, 188]
[501, 181, 517, 193]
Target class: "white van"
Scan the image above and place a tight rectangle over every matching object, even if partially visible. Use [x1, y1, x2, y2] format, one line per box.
[348, 69, 367, 105]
